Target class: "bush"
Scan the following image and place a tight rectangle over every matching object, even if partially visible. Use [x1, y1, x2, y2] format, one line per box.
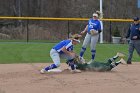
[112, 26, 121, 37]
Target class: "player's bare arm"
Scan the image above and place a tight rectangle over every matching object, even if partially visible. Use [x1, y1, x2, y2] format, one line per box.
[81, 25, 88, 34]
[61, 47, 76, 57]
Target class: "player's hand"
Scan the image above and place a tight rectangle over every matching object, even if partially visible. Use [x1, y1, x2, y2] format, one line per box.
[132, 36, 138, 39]
[122, 38, 126, 41]
[80, 31, 86, 35]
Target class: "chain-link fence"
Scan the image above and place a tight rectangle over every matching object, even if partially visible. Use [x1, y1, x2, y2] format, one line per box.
[0, 17, 133, 43]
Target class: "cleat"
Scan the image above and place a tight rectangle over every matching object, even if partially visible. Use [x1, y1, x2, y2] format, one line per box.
[116, 52, 125, 58]
[71, 69, 81, 73]
[127, 61, 132, 64]
[40, 69, 47, 74]
[48, 68, 62, 73]
[120, 58, 126, 64]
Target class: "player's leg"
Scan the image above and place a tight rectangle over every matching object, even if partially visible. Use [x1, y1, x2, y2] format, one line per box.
[40, 49, 60, 73]
[110, 58, 126, 69]
[127, 41, 134, 64]
[61, 53, 75, 64]
[79, 33, 91, 58]
[107, 52, 125, 64]
[90, 34, 99, 60]
[134, 40, 140, 56]
[62, 54, 81, 73]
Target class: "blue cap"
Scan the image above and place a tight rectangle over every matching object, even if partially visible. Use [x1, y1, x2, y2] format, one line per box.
[133, 17, 139, 21]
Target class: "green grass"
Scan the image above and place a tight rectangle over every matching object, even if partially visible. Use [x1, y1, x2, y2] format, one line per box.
[75, 43, 139, 62]
[0, 42, 139, 64]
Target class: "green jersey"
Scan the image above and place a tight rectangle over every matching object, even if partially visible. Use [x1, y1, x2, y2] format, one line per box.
[76, 61, 112, 72]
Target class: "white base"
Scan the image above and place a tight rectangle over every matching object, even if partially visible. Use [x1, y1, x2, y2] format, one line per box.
[48, 68, 62, 73]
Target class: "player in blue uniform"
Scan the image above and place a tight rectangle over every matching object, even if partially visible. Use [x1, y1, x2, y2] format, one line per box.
[40, 34, 82, 73]
[80, 12, 102, 62]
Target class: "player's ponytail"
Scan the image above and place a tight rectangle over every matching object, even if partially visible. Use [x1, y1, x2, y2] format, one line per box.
[96, 11, 103, 19]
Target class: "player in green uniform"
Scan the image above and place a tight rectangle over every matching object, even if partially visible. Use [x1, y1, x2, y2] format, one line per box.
[67, 52, 126, 72]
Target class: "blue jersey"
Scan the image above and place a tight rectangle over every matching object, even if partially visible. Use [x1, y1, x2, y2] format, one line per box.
[87, 18, 101, 34]
[53, 40, 73, 54]
[126, 23, 140, 40]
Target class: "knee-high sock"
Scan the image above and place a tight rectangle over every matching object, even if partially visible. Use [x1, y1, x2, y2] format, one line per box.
[67, 59, 76, 70]
[66, 59, 74, 66]
[44, 64, 57, 71]
[91, 49, 96, 60]
[69, 62, 76, 70]
[80, 47, 86, 57]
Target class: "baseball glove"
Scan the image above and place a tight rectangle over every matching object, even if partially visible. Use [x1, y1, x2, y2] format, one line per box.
[90, 29, 98, 35]
[73, 55, 85, 64]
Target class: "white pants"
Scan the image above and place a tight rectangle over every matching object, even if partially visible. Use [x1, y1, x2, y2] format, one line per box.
[82, 33, 99, 50]
[50, 49, 74, 67]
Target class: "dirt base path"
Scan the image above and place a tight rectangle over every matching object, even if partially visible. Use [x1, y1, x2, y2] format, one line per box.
[0, 63, 140, 93]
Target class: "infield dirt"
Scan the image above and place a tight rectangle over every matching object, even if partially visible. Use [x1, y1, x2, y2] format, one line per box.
[0, 63, 140, 93]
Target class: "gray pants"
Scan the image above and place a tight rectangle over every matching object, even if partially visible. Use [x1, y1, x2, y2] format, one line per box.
[127, 40, 140, 62]
[82, 33, 99, 50]
[80, 33, 99, 60]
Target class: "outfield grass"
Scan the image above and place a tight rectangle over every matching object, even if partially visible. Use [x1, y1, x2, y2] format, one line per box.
[0, 42, 139, 64]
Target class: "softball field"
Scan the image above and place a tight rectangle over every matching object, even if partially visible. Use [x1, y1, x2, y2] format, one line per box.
[0, 63, 140, 93]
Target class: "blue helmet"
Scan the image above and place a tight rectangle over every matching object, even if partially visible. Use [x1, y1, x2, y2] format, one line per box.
[133, 17, 139, 21]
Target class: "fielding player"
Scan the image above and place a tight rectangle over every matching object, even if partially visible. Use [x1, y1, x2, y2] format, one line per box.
[40, 34, 82, 73]
[79, 12, 102, 62]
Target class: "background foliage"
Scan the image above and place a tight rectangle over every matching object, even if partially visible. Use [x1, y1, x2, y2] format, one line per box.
[0, 0, 139, 42]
